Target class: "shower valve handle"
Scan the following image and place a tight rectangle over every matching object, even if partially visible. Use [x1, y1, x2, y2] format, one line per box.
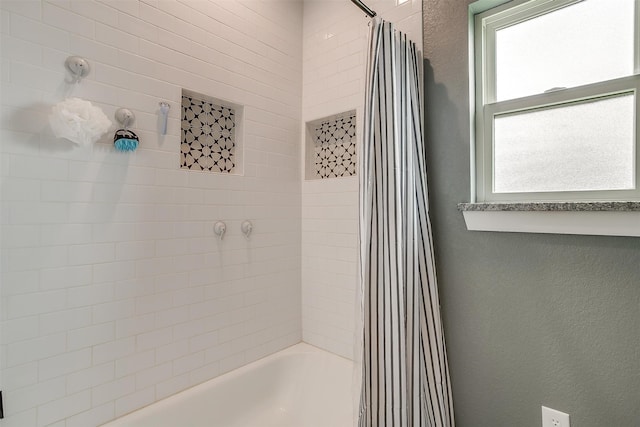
[241, 220, 253, 239]
[214, 221, 226, 240]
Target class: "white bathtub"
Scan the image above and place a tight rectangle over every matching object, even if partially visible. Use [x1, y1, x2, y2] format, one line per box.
[102, 343, 354, 427]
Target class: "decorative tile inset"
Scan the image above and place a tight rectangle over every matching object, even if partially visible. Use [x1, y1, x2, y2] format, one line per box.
[313, 114, 356, 179]
[181, 94, 236, 173]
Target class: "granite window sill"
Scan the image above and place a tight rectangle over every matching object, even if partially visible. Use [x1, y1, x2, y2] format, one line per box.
[457, 202, 640, 237]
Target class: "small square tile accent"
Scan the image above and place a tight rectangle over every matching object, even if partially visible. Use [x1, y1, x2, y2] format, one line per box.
[181, 94, 236, 173]
[313, 114, 356, 179]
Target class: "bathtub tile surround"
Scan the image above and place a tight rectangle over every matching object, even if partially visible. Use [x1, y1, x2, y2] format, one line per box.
[301, 0, 423, 358]
[181, 93, 237, 174]
[314, 113, 357, 179]
[0, 1, 302, 426]
[0, 0, 422, 425]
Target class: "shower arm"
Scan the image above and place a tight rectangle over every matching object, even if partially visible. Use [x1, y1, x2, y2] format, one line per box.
[350, 0, 377, 18]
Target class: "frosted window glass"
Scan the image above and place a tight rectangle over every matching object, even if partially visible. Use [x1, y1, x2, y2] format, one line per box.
[494, 94, 635, 193]
[495, 0, 635, 101]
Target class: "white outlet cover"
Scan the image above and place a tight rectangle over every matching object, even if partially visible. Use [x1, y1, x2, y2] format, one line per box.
[542, 406, 571, 427]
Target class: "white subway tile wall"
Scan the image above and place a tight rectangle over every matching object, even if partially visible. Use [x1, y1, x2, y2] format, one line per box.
[0, 1, 302, 426]
[301, 0, 422, 359]
[0, 0, 423, 424]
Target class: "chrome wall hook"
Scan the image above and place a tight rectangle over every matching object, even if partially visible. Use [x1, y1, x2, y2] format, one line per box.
[65, 56, 91, 84]
[115, 108, 135, 129]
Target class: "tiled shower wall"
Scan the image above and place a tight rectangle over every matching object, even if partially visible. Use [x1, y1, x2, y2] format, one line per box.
[301, 0, 423, 359]
[0, 1, 302, 426]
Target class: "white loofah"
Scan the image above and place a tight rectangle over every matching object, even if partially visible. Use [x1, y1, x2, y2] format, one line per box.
[49, 98, 112, 146]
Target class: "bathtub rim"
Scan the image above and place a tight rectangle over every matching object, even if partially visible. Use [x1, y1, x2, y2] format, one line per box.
[100, 341, 353, 427]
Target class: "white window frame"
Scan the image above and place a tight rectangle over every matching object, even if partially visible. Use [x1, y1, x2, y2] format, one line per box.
[473, 0, 640, 203]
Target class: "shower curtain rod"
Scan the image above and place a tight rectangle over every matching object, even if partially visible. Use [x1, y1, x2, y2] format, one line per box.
[350, 0, 377, 18]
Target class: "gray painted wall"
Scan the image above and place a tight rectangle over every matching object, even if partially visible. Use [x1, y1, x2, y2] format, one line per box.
[422, 1, 640, 426]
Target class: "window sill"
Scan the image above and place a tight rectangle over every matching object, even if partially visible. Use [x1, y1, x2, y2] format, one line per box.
[457, 202, 640, 237]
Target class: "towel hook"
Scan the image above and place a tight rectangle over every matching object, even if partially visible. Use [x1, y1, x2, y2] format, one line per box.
[65, 56, 90, 84]
[115, 108, 135, 129]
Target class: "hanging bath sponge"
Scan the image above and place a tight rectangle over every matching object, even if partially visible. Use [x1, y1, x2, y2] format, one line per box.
[113, 128, 139, 152]
[49, 97, 111, 146]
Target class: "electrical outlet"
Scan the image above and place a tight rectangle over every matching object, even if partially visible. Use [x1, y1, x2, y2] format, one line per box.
[542, 406, 570, 427]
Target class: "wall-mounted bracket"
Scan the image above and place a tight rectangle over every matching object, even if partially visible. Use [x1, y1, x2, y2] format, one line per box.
[115, 108, 135, 129]
[65, 56, 91, 83]
[159, 102, 170, 135]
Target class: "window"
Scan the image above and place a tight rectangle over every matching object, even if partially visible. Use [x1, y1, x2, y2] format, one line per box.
[473, 0, 640, 202]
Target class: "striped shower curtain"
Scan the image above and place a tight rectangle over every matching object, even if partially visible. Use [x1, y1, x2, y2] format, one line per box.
[357, 19, 454, 427]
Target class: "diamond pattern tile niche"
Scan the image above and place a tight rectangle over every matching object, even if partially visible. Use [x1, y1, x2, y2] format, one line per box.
[181, 93, 237, 173]
[313, 113, 357, 179]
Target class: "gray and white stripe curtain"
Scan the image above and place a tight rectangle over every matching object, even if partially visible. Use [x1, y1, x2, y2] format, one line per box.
[358, 19, 454, 427]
